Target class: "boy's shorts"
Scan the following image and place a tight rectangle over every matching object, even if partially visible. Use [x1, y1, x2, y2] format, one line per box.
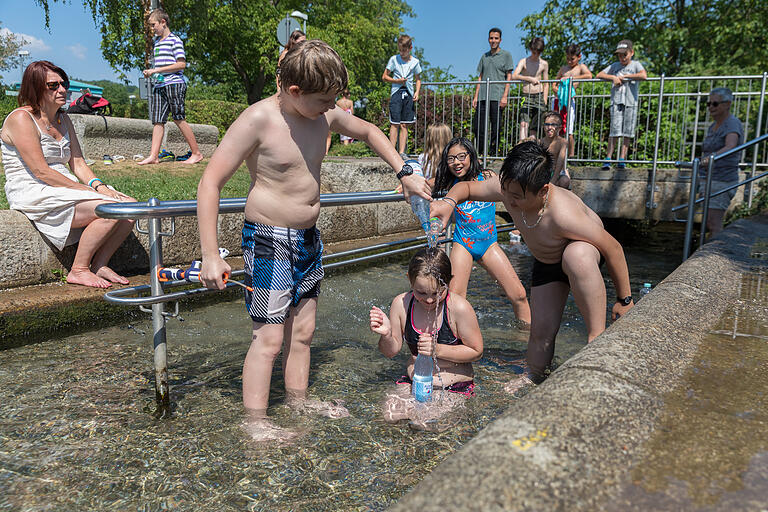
[150, 82, 187, 124]
[242, 220, 324, 324]
[699, 179, 738, 211]
[609, 103, 638, 138]
[389, 87, 416, 124]
[531, 254, 605, 287]
[520, 92, 545, 128]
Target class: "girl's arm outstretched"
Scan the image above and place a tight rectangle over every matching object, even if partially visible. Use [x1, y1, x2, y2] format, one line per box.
[370, 294, 407, 358]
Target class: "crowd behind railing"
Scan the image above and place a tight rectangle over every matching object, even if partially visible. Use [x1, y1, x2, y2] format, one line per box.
[409, 74, 767, 170]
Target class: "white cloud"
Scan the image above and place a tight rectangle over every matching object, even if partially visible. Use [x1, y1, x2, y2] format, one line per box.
[67, 43, 87, 60]
[0, 27, 52, 53]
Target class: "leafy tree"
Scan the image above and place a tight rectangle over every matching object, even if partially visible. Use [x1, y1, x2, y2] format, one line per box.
[33, 0, 415, 105]
[518, 0, 768, 76]
[0, 21, 26, 82]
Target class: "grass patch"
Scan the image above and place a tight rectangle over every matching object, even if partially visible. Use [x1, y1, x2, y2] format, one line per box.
[0, 159, 253, 209]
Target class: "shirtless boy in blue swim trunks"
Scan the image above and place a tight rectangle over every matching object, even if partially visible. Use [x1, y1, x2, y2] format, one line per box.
[431, 141, 634, 393]
[197, 40, 430, 441]
[432, 137, 531, 327]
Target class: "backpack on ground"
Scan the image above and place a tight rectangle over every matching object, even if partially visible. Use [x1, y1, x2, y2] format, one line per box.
[68, 93, 113, 116]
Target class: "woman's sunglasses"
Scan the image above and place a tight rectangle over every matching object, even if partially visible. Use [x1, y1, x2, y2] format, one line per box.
[45, 80, 69, 91]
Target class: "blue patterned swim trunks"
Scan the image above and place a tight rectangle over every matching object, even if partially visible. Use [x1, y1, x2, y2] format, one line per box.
[242, 220, 324, 324]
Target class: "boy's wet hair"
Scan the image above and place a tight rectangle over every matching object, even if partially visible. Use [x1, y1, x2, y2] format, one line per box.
[489, 27, 502, 37]
[280, 40, 348, 94]
[543, 110, 561, 124]
[529, 37, 545, 53]
[149, 8, 170, 26]
[285, 29, 306, 52]
[408, 248, 452, 288]
[499, 141, 553, 195]
[565, 43, 581, 57]
[433, 136, 484, 194]
[397, 34, 413, 50]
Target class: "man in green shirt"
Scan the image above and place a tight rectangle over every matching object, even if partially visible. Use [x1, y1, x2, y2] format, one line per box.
[472, 27, 514, 157]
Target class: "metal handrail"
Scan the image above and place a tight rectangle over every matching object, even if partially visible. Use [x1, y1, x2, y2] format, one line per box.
[674, 133, 768, 260]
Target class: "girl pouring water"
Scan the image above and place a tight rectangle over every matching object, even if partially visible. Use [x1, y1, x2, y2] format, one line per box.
[369, 248, 483, 429]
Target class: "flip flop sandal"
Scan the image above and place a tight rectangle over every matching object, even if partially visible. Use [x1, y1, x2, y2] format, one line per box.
[103, 154, 113, 165]
[85, 158, 96, 165]
[175, 151, 192, 161]
[132, 154, 144, 161]
[112, 155, 126, 162]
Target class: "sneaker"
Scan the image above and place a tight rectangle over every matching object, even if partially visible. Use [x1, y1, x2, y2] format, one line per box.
[159, 149, 175, 162]
[601, 159, 611, 170]
[102, 154, 113, 165]
[616, 159, 626, 170]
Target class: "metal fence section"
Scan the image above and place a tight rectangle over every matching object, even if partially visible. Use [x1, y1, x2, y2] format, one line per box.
[412, 74, 768, 172]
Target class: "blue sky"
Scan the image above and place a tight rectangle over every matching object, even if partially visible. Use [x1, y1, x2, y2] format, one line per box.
[1, 0, 548, 86]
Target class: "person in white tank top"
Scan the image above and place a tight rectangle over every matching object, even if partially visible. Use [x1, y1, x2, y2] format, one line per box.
[0, 60, 136, 288]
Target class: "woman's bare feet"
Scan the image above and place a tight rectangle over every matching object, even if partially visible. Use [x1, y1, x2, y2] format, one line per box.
[94, 265, 129, 285]
[183, 152, 204, 165]
[66, 268, 111, 288]
[137, 156, 160, 165]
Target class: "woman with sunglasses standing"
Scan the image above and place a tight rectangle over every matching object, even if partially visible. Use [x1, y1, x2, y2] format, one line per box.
[699, 87, 744, 237]
[1, 61, 135, 288]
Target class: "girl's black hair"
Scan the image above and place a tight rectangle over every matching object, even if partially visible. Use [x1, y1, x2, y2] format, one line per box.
[498, 141, 553, 195]
[433, 137, 483, 194]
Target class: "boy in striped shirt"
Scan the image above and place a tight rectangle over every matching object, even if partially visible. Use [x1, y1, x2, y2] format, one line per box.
[139, 9, 203, 165]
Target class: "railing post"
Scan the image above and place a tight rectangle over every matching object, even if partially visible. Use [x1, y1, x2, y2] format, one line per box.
[683, 158, 700, 261]
[748, 72, 766, 208]
[147, 197, 170, 417]
[700, 158, 716, 248]
[483, 78, 490, 167]
[648, 73, 665, 213]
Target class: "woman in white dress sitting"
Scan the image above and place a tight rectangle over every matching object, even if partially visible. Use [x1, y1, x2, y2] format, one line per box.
[1, 61, 135, 288]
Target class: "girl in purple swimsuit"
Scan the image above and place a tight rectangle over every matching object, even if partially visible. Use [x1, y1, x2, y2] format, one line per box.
[369, 248, 483, 429]
[433, 137, 531, 327]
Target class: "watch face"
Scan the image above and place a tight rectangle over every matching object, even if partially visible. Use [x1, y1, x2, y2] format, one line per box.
[401, 164, 413, 175]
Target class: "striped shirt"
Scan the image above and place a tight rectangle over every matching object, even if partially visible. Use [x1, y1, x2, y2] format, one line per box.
[152, 33, 186, 87]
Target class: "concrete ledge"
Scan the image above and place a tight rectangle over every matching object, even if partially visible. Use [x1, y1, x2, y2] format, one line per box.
[68, 114, 219, 160]
[390, 214, 768, 511]
[0, 159, 422, 290]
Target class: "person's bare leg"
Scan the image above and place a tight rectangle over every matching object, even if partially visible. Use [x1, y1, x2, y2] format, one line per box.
[91, 218, 135, 284]
[389, 124, 399, 151]
[381, 384, 414, 423]
[519, 121, 529, 141]
[480, 243, 531, 325]
[620, 137, 632, 160]
[66, 200, 128, 288]
[173, 119, 204, 164]
[326, 131, 332, 154]
[562, 241, 606, 342]
[283, 298, 349, 418]
[605, 136, 616, 162]
[399, 124, 409, 155]
[568, 134, 575, 156]
[707, 208, 726, 237]
[448, 242, 474, 298]
[505, 280, 569, 393]
[241, 322, 299, 441]
[138, 124, 165, 165]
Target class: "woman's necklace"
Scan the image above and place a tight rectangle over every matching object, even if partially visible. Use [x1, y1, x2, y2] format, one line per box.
[41, 112, 60, 131]
[520, 189, 550, 229]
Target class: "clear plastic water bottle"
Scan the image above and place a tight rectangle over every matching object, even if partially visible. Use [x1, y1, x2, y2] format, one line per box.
[639, 282, 652, 299]
[405, 159, 431, 233]
[412, 352, 433, 402]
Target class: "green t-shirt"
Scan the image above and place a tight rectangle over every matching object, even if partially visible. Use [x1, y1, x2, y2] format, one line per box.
[476, 49, 514, 101]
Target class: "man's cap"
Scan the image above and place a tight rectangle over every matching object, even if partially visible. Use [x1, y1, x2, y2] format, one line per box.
[615, 40, 633, 53]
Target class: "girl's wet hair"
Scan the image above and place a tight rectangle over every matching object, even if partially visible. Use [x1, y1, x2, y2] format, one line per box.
[433, 137, 483, 194]
[422, 123, 452, 179]
[499, 141, 553, 195]
[408, 248, 452, 288]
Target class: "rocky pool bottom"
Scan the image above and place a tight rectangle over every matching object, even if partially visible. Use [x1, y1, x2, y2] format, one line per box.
[0, 241, 680, 511]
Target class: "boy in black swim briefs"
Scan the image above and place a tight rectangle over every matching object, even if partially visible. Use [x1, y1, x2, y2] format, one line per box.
[431, 142, 634, 393]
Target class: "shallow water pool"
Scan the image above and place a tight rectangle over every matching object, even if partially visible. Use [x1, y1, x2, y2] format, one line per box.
[0, 242, 680, 511]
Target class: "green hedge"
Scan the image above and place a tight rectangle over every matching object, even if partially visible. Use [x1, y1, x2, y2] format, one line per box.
[185, 100, 247, 139]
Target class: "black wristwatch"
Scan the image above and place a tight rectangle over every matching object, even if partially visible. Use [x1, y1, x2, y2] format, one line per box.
[616, 295, 633, 306]
[396, 163, 413, 180]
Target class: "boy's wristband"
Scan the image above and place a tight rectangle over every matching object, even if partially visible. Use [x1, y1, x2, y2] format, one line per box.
[95, 183, 107, 190]
[439, 197, 457, 208]
[88, 178, 102, 188]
